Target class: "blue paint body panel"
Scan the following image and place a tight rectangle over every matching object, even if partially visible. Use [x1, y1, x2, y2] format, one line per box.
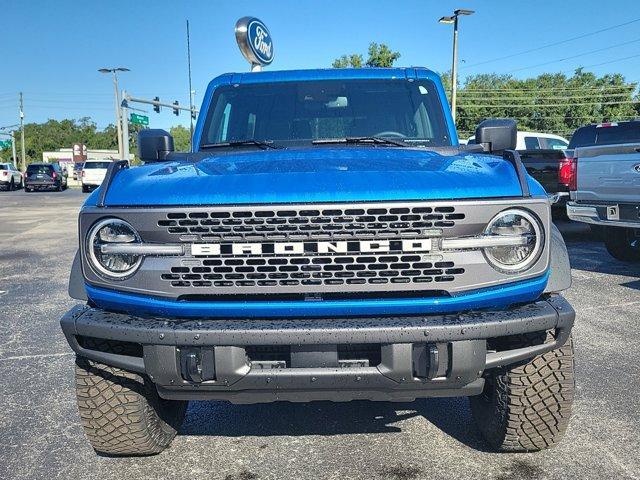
[100, 147, 538, 207]
[86, 272, 549, 319]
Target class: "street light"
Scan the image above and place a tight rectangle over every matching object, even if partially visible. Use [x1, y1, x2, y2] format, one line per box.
[439, 9, 475, 124]
[99, 67, 130, 159]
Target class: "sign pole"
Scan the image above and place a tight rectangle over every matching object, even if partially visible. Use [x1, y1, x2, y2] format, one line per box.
[121, 90, 129, 163]
[11, 131, 17, 169]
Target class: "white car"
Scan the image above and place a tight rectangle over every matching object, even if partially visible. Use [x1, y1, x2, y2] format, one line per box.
[81, 160, 112, 193]
[466, 131, 569, 150]
[0, 163, 23, 190]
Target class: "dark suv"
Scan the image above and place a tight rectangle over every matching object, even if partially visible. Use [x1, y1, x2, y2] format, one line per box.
[24, 162, 67, 192]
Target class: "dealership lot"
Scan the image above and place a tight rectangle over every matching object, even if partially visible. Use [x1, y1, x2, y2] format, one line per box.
[0, 189, 638, 480]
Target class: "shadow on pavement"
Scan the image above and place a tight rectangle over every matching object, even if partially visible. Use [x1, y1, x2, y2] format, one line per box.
[180, 397, 492, 451]
[567, 242, 640, 277]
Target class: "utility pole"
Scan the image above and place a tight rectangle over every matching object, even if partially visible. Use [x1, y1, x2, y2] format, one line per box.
[99, 67, 130, 159]
[19, 92, 26, 171]
[439, 9, 475, 124]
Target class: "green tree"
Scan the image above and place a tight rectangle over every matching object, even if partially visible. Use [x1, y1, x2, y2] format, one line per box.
[332, 54, 363, 69]
[332, 42, 400, 68]
[169, 125, 191, 151]
[365, 43, 401, 67]
[454, 70, 638, 139]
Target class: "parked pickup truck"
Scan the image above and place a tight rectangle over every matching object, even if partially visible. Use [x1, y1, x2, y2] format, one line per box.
[60, 68, 575, 456]
[566, 121, 640, 261]
[518, 148, 573, 211]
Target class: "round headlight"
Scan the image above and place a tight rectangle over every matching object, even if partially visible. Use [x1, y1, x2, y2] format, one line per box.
[483, 209, 543, 273]
[87, 219, 142, 279]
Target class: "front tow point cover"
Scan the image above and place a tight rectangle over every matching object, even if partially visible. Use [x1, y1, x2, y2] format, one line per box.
[544, 223, 571, 293]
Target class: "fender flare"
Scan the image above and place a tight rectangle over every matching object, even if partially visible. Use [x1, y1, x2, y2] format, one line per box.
[69, 250, 88, 301]
[544, 223, 572, 294]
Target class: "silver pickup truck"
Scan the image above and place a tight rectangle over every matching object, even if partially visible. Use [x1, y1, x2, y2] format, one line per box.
[566, 121, 640, 261]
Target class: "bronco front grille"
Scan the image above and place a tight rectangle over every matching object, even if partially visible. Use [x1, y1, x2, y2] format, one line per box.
[79, 199, 551, 299]
[158, 205, 465, 241]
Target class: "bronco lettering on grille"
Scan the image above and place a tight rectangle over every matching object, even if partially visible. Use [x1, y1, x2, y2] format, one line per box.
[191, 239, 433, 257]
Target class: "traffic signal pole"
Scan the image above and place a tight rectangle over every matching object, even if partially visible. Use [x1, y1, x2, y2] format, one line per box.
[123, 94, 198, 115]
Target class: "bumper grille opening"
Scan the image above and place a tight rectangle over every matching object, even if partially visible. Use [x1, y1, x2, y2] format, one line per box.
[246, 345, 291, 368]
[337, 343, 381, 367]
[76, 336, 143, 358]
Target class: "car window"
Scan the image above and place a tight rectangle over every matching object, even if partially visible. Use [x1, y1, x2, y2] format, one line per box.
[27, 165, 53, 174]
[542, 138, 568, 150]
[524, 136, 540, 150]
[83, 162, 111, 169]
[568, 126, 595, 148]
[595, 122, 640, 146]
[201, 79, 452, 147]
[0, 164, 7, 170]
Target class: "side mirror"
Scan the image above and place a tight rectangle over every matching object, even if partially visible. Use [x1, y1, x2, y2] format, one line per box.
[138, 129, 174, 162]
[475, 119, 517, 153]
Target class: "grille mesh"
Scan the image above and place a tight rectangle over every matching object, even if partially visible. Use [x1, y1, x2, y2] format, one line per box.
[158, 205, 465, 241]
[160, 254, 465, 289]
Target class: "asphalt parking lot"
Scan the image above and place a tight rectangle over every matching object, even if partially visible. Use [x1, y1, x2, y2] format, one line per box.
[1, 188, 639, 480]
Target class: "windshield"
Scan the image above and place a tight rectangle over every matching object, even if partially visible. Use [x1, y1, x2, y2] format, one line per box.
[200, 79, 451, 148]
[84, 161, 111, 169]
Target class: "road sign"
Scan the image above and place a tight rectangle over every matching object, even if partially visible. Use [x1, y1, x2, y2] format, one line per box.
[130, 113, 149, 126]
[0, 140, 11, 148]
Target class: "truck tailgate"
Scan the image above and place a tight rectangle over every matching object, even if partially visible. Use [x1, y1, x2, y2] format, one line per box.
[575, 143, 640, 203]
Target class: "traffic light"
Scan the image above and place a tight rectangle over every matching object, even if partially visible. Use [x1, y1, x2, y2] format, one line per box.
[191, 110, 197, 120]
[153, 97, 161, 113]
[173, 101, 180, 116]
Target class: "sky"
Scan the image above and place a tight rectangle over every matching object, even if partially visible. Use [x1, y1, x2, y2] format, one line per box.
[1, 0, 639, 132]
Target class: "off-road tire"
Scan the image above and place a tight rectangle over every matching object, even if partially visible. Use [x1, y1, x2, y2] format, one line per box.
[470, 331, 575, 452]
[74, 341, 187, 456]
[604, 226, 640, 262]
[9, 179, 14, 190]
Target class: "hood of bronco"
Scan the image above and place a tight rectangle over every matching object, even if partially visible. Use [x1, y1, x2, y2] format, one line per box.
[97, 147, 539, 206]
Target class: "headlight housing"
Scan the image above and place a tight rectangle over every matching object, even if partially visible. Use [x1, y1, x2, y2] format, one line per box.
[483, 209, 543, 273]
[87, 218, 143, 279]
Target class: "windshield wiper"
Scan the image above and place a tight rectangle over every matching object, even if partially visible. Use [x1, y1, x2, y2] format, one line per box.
[200, 139, 282, 150]
[312, 136, 408, 147]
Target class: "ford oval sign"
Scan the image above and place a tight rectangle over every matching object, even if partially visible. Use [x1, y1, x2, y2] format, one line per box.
[235, 17, 274, 69]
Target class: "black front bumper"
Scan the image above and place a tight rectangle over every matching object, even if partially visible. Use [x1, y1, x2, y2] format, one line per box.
[60, 295, 574, 403]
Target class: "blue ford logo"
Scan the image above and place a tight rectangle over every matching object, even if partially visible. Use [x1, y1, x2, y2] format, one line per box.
[235, 17, 274, 67]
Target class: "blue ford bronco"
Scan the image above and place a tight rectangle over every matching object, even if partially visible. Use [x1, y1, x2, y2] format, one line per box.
[61, 68, 575, 455]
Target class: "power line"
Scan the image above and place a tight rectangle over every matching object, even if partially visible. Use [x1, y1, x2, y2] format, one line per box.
[568, 53, 640, 71]
[459, 92, 634, 101]
[462, 17, 640, 69]
[507, 38, 640, 73]
[458, 100, 638, 108]
[460, 83, 638, 92]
